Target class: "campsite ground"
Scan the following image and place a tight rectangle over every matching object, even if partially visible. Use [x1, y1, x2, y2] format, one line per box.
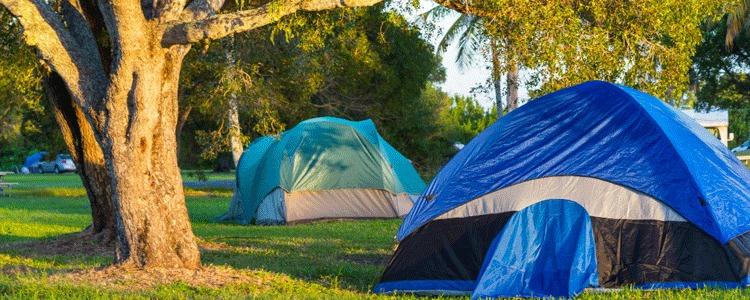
[0, 173, 748, 299]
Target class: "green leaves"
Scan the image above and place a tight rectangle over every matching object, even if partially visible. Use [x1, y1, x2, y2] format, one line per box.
[439, 93, 494, 145]
[726, 0, 749, 48]
[431, 0, 727, 102]
[178, 7, 444, 171]
[0, 8, 44, 145]
[691, 14, 750, 147]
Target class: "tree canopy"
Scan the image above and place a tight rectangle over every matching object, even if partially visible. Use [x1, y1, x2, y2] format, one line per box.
[692, 15, 750, 146]
[179, 6, 451, 173]
[432, 0, 731, 101]
[0, 8, 68, 169]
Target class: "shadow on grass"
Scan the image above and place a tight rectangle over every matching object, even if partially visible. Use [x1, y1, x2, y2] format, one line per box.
[0, 178, 396, 294]
[0, 231, 112, 278]
[0, 196, 91, 230]
[196, 220, 399, 292]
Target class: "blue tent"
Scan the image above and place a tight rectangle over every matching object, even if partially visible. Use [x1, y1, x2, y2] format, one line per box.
[220, 117, 425, 225]
[23, 151, 47, 168]
[376, 81, 750, 297]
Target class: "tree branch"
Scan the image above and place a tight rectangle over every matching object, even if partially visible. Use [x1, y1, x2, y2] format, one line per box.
[431, 0, 497, 18]
[96, 0, 148, 50]
[60, 0, 105, 73]
[153, 0, 188, 20]
[95, 0, 149, 108]
[161, 0, 381, 45]
[0, 0, 107, 109]
[180, 0, 223, 21]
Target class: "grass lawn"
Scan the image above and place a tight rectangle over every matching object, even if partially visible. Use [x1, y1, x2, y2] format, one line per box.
[0, 173, 748, 299]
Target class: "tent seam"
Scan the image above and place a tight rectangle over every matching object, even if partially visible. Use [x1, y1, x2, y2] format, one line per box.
[610, 84, 723, 240]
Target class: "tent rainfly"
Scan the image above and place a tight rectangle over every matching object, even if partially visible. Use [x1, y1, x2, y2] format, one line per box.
[219, 117, 426, 225]
[375, 81, 750, 298]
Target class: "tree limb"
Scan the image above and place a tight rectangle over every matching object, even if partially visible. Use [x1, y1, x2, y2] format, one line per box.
[96, 0, 148, 51]
[95, 0, 148, 113]
[0, 0, 107, 110]
[180, 0, 223, 21]
[153, 0, 188, 20]
[161, 0, 381, 45]
[431, 0, 497, 18]
[60, 0, 105, 74]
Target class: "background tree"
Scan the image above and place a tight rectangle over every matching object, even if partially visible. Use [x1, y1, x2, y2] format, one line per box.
[179, 6, 457, 175]
[432, 0, 729, 102]
[439, 93, 495, 143]
[420, 5, 521, 116]
[727, 0, 749, 48]
[692, 6, 750, 147]
[0, 8, 69, 170]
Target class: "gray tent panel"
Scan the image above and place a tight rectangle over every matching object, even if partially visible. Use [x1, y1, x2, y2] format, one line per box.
[256, 188, 286, 225]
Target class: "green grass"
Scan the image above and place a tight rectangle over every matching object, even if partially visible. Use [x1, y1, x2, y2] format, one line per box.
[181, 170, 236, 182]
[0, 173, 748, 299]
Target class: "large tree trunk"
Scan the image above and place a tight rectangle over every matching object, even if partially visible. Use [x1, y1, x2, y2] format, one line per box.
[44, 73, 115, 239]
[100, 45, 200, 269]
[506, 62, 519, 112]
[490, 38, 503, 118]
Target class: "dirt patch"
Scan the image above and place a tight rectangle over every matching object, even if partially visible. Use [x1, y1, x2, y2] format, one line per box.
[1, 235, 268, 292]
[2, 235, 235, 259]
[52, 265, 265, 291]
[0, 265, 34, 275]
[0, 229, 113, 258]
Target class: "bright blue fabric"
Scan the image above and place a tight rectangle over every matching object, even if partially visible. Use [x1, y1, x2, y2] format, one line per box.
[472, 200, 598, 298]
[374, 280, 475, 294]
[399, 81, 750, 243]
[23, 151, 47, 168]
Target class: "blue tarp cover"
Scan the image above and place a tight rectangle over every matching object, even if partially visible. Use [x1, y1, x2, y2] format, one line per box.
[23, 151, 47, 168]
[472, 199, 598, 299]
[399, 81, 750, 243]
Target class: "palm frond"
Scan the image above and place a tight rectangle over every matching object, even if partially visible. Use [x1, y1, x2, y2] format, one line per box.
[438, 14, 479, 54]
[419, 5, 454, 23]
[455, 16, 485, 69]
[726, 0, 750, 48]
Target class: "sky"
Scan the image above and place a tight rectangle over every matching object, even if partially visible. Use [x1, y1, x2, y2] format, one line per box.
[402, 1, 530, 110]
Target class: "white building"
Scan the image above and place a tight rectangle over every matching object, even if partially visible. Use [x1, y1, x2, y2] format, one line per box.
[681, 109, 734, 146]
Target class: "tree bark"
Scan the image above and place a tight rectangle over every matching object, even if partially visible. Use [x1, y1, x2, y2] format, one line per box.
[162, 0, 383, 45]
[44, 72, 115, 238]
[225, 39, 243, 167]
[227, 92, 243, 167]
[490, 38, 503, 118]
[506, 62, 519, 112]
[100, 45, 200, 269]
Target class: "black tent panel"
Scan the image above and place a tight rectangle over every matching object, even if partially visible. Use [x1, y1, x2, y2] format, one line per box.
[379, 214, 746, 293]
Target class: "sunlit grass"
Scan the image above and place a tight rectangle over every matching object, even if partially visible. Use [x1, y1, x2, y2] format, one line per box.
[0, 173, 747, 298]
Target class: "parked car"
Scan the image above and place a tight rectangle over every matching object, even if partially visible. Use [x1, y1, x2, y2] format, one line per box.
[38, 154, 77, 174]
[732, 140, 750, 154]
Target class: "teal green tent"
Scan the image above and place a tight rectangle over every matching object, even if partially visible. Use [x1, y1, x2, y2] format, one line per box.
[220, 117, 426, 225]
